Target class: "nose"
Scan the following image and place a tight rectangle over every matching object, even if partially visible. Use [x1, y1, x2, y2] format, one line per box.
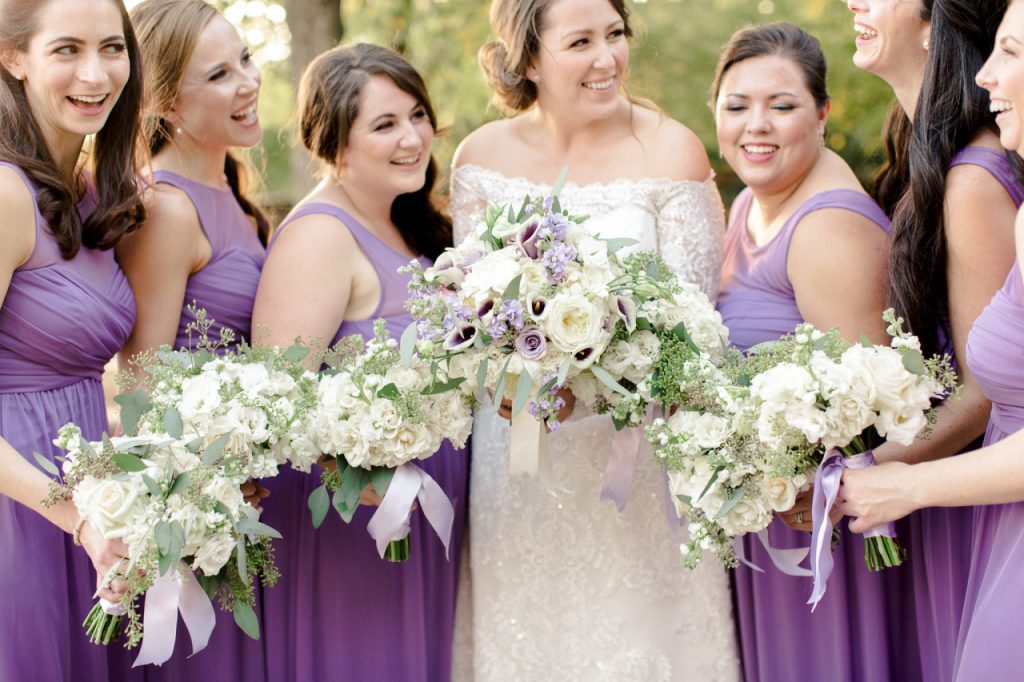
[846, 0, 866, 12]
[76, 51, 106, 86]
[593, 41, 615, 70]
[240, 63, 261, 95]
[976, 53, 996, 90]
[746, 106, 771, 134]
[398, 118, 424, 149]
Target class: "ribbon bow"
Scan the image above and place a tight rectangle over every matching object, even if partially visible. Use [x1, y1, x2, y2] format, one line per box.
[132, 564, 216, 667]
[367, 462, 454, 559]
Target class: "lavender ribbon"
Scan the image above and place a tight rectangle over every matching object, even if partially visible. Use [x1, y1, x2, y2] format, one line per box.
[599, 426, 642, 512]
[807, 449, 895, 609]
[733, 530, 813, 577]
[133, 564, 215, 667]
[367, 463, 455, 559]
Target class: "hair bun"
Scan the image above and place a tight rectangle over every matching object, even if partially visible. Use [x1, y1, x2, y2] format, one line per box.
[478, 39, 535, 113]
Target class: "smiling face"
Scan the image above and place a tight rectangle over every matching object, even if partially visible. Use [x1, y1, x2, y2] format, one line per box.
[527, 0, 629, 120]
[167, 15, 261, 150]
[1, 0, 130, 154]
[977, 1, 1024, 153]
[339, 74, 434, 201]
[847, 0, 930, 85]
[715, 54, 828, 197]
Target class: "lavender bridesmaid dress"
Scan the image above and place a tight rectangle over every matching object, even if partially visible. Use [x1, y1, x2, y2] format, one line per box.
[719, 188, 919, 681]
[123, 170, 267, 680]
[0, 161, 136, 681]
[258, 203, 469, 682]
[952, 260, 1024, 678]
[897, 146, 1024, 682]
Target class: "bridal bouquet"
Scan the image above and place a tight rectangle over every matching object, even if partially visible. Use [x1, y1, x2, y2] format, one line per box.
[120, 306, 322, 479]
[734, 311, 956, 604]
[306, 320, 473, 562]
[41, 424, 280, 664]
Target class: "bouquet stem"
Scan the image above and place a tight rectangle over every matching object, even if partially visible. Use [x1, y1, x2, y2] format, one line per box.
[384, 537, 410, 562]
[83, 602, 123, 645]
[865, 535, 906, 571]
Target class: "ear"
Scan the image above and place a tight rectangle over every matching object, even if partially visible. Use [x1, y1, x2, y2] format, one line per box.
[818, 99, 831, 134]
[525, 62, 539, 84]
[0, 48, 24, 81]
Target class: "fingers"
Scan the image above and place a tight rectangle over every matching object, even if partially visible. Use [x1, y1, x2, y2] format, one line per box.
[358, 483, 384, 507]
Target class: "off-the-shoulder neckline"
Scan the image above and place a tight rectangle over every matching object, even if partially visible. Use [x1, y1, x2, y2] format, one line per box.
[453, 163, 717, 191]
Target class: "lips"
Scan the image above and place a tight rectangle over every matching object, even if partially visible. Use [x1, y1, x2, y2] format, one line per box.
[230, 101, 258, 124]
[391, 153, 421, 167]
[67, 94, 108, 112]
[582, 77, 614, 91]
[991, 99, 1014, 115]
[854, 23, 878, 40]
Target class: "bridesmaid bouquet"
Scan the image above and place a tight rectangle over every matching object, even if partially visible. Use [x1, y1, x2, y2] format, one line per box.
[306, 320, 473, 562]
[41, 424, 280, 664]
[727, 311, 955, 604]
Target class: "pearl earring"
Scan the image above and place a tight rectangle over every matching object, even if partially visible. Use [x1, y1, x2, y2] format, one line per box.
[923, 39, 929, 50]
[176, 127, 183, 135]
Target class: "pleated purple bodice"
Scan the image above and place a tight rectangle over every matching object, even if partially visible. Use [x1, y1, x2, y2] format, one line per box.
[152, 171, 265, 351]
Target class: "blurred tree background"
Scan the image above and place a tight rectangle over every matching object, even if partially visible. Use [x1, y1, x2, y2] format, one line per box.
[188, 0, 897, 210]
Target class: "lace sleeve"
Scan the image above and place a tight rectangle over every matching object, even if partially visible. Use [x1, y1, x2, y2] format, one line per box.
[449, 167, 491, 246]
[655, 180, 726, 300]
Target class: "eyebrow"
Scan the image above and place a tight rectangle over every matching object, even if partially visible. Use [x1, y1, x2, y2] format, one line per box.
[201, 48, 249, 77]
[46, 34, 125, 47]
[724, 92, 799, 99]
[1001, 35, 1023, 48]
[561, 20, 624, 39]
[369, 103, 424, 125]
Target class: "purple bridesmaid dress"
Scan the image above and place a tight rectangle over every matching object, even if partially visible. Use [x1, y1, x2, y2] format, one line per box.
[952, 260, 1024, 678]
[0, 161, 136, 681]
[719, 188, 919, 681]
[122, 170, 268, 680]
[257, 203, 469, 682]
[896, 146, 1024, 682]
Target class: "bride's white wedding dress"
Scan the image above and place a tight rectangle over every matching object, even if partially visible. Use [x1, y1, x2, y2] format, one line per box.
[450, 164, 741, 681]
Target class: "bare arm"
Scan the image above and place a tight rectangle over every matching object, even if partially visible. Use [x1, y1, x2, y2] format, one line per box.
[788, 207, 890, 344]
[873, 164, 1018, 464]
[116, 185, 207, 375]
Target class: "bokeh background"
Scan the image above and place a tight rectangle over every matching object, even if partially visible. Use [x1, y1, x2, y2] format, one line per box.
[125, 0, 897, 211]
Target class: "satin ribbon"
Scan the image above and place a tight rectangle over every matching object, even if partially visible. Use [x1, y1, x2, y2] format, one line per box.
[807, 449, 895, 609]
[133, 564, 216, 667]
[733, 530, 813, 577]
[599, 426, 642, 512]
[662, 472, 683, 536]
[99, 597, 128, 617]
[508, 407, 553, 488]
[367, 463, 455, 559]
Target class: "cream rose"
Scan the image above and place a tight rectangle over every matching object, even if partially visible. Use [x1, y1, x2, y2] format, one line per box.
[74, 476, 147, 539]
[191, 532, 236, 576]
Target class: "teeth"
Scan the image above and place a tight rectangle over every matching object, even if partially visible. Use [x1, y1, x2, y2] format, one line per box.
[991, 100, 1014, 113]
[743, 145, 777, 154]
[231, 103, 257, 120]
[69, 94, 105, 104]
[392, 155, 420, 165]
[583, 78, 614, 90]
[854, 23, 878, 39]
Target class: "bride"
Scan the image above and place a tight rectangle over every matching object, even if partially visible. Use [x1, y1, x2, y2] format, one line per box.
[450, 0, 740, 679]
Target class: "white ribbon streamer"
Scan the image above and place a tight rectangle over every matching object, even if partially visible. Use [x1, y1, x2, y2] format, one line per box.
[732, 530, 813, 577]
[367, 463, 455, 559]
[132, 563, 216, 667]
[508, 407, 553, 488]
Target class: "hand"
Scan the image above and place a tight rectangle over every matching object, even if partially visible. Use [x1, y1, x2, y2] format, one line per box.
[837, 461, 919, 533]
[317, 454, 337, 473]
[77, 520, 130, 603]
[359, 482, 384, 507]
[496, 388, 576, 432]
[779, 487, 841, 533]
[240, 479, 270, 511]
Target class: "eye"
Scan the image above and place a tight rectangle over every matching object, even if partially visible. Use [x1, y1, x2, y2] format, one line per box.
[1002, 45, 1018, 58]
[609, 28, 626, 39]
[209, 70, 226, 82]
[412, 107, 427, 120]
[771, 103, 795, 111]
[725, 104, 748, 112]
[570, 37, 589, 48]
[103, 42, 128, 55]
[241, 50, 253, 65]
[374, 120, 394, 132]
[55, 45, 78, 56]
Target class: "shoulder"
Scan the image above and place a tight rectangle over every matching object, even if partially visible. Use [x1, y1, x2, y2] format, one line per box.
[631, 108, 711, 182]
[945, 159, 1019, 210]
[142, 182, 202, 238]
[790, 203, 887, 256]
[272, 205, 359, 256]
[0, 166, 38, 268]
[452, 119, 519, 170]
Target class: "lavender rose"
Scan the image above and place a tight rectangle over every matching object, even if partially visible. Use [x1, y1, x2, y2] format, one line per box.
[514, 325, 547, 361]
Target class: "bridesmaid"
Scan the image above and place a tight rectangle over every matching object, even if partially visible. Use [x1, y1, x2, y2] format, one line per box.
[115, 0, 269, 677]
[0, 0, 144, 679]
[842, 5, 1024, 677]
[712, 23, 909, 681]
[847, 1, 1020, 677]
[251, 43, 468, 681]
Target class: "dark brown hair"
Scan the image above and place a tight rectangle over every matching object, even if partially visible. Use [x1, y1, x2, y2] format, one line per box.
[879, 0, 1020, 357]
[479, 0, 633, 113]
[0, 0, 145, 258]
[710, 22, 829, 112]
[297, 42, 452, 260]
[130, 0, 269, 245]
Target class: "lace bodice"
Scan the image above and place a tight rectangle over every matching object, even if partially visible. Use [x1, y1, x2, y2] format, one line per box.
[450, 164, 739, 681]
[450, 164, 725, 300]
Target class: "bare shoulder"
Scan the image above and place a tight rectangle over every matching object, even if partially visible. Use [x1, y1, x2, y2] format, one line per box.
[632, 108, 711, 182]
[791, 206, 887, 253]
[452, 119, 518, 170]
[945, 161, 1018, 216]
[270, 208, 358, 258]
[142, 183, 202, 239]
[0, 167, 38, 267]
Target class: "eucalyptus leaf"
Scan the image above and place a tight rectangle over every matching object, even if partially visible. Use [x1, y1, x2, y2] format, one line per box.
[400, 322, 418, 369]
[476, 356, 490, 403]
[32, 452, 59, 477]
[233, 601, 260, 640]
[283, 342, 309, 363]
[860, 333, 873, 348]
[168, 472, 190, 496]
[902, 349, 927, 376]
[163, 408, 184, 440]
[420, 377, 466, 395]
[552, 165, 569, 196]
[590, 365, 632, 398]
[142, 474, 162, 497]
[714, 485, 747, 520]
[492, 355, 514, 408]
[201, 433, 232, 465]
[556, 357, 572, 389]
[511, 366, 533, 417]
[696, 466, 724, 502]
[236, 536, 249, 584]
[112, 453, 147, 473]
[114, 391, 152, 437]
[331, 486, 358, 524]
[603, 237, 639, 254]
[370, 467, 395, 498]
[155, 520, 172, 555]
[376, 383, 401, 401]
[308, 484, 330, 529]
[236, 520, 282, 539]
[502, 274, 522, 302]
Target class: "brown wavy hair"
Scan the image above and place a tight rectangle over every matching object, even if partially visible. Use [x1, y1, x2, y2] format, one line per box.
[0, 0, 145, 258]
[297, 43, 452, 260]
[129, 0, 269, 244]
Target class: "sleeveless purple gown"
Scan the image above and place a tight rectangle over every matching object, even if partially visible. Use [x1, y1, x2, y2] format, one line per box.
[118, 170, 268, 680]
[719, 188, 919, 681]
[0, 162, 136, 681]
[257, 203, 469, 681]
[952, 260, 1024, 678]
[895, 146, 1024, 682]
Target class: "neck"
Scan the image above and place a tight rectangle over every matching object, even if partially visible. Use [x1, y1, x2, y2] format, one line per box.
[40, 125, 85, 184]
[530, 96, 628, 156]
[890, 65, 924, 122]
[747, 162, 818, 231]
[156, 138, 229, 189]
[326, 174, 396, 233]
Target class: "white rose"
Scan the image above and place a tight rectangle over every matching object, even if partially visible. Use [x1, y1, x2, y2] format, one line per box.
[202, 476, 245, 514]
[719, 498, 772, 536]
[762, 476, 798, 513]
[690, 413, 734, 449]
[191, 532, 236, 576]
[542, 290, 609, 360]
[462, 250, 521, 305]
[74, 476, 148, 539]
[842, 345, 917, 413]
[179, 375, 223, 421]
